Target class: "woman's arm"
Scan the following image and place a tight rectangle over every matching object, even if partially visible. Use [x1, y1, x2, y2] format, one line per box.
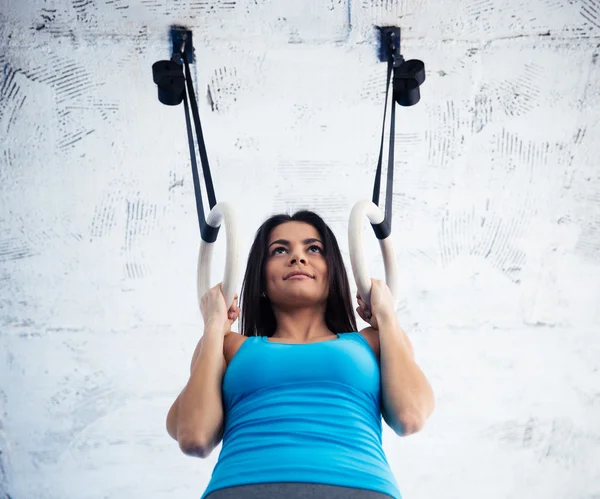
[166, 326, 228, 457]
[166, 336, 211, 440]
[377, 316, 435, 436]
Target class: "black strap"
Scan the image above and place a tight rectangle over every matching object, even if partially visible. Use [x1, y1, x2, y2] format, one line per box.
[181, 51, 220, 243]
[179, 52, 396, 243]
[370, 58, 395, 241]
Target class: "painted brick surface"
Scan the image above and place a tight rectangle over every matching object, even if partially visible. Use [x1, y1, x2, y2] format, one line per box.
[1, 1, 599, 497]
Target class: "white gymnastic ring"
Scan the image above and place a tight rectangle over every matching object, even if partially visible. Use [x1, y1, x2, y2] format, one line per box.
[197, 202, 241, 313]
[348, 200, 400, 310]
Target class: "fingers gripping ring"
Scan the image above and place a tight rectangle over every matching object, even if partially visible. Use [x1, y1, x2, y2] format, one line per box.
[348, 200, 400, 310]
[197, 202, 241, 311]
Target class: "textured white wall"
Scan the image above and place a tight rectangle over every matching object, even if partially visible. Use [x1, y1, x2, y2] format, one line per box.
[1, 0, 600, 498]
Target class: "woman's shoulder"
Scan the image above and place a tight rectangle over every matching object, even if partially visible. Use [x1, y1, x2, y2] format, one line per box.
[353, 328, 380, 361]
[223, 331, 251, 367]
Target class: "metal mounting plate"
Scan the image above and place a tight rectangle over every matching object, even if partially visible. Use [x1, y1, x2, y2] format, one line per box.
[170, 25, 194, 64]
[377, 26, 400, 63]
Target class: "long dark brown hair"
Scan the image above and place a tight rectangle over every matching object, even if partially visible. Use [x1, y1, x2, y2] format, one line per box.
[239, 210, 358, 338]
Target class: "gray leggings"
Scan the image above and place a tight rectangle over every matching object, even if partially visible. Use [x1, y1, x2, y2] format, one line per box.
[204, 483, 394, 499]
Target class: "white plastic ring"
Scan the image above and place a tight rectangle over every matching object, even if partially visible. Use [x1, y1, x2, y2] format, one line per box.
[197, 201, 241, 313]
[348, 200, 400, 309]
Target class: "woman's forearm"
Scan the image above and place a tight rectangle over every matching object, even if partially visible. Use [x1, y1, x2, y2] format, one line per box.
[378, 315, 435, 435]
[169, 325, 227, 455]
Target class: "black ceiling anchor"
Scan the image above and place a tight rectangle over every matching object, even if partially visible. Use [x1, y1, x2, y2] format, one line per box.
[151, 26, 194, 107]
[377, 26, 426, 107]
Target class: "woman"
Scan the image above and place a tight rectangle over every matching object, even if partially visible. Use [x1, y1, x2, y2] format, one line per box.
[167, 210, 435, 499]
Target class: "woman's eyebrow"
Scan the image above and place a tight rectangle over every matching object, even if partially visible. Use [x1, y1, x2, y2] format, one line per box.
[268, 238, 323, 249]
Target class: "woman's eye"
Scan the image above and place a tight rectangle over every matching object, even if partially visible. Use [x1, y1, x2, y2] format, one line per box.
[271, 245, 322, 255]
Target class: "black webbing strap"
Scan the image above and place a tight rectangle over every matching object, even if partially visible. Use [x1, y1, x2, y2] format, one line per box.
[181, 51, 219, 243]
[179, 52, 396, 243]
[370, 58, 395, 241]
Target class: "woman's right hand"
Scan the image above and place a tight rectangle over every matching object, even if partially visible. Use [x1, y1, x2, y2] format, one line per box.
[200, 282, 240, 336]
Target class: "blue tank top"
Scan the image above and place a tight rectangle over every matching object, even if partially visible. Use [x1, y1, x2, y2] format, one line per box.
[200, 332, 402, 499]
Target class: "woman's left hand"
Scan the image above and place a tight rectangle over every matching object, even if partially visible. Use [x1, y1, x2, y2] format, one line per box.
[356, 278, 396, 331]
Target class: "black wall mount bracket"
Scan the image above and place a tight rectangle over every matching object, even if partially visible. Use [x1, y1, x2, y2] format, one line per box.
[376, 25, 426, 106]
[170, 25, 194, 64]
[377, 26, 401, 65]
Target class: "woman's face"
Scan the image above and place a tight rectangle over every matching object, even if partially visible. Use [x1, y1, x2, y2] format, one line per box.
[263, 221, 329, 306]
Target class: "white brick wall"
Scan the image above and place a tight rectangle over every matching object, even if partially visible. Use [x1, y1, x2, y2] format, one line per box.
[1, 0, 599, 497]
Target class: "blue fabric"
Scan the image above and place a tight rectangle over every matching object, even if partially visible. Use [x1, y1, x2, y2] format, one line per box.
[200, 332, 402, 499]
